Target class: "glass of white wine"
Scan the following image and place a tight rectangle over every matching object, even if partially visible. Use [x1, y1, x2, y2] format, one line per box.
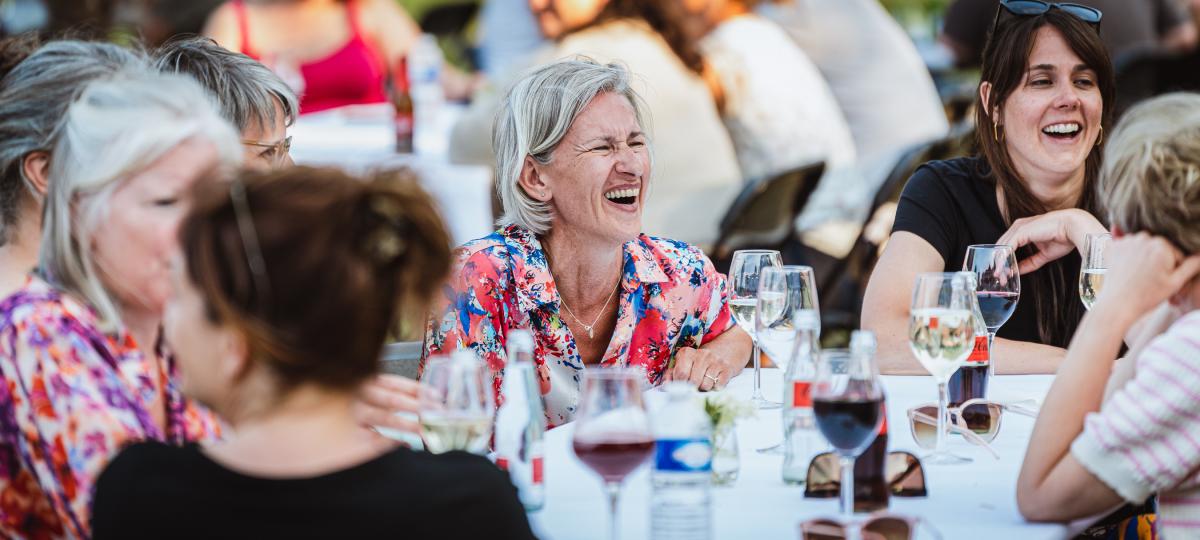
[1080, 233, 1111, 310]
[729, 249, 783, 408]
[909, 272, 977, 465]
[419, 351, 495, 455]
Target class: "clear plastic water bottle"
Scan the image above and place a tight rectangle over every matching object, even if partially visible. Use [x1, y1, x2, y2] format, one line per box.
[651, 382, 712, 540]
[495, 330, 545, 511]
[407, 33, 445, 156]
[782, 309, 821, 485]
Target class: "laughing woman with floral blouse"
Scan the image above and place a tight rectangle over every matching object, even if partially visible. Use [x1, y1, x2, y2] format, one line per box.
[424, 58, 752, 427]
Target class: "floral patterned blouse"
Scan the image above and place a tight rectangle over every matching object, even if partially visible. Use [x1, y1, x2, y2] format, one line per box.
[424, 225, 736, 427]
[0, 276, 220, 539]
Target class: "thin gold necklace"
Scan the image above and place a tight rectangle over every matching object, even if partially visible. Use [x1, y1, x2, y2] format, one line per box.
[558, 279, 620, 340]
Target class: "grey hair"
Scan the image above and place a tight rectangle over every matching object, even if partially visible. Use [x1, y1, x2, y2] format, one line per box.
[152, 36, 298, 133]
[40, 68, 243, 332]
[492, 57, 649, 235]
[0, 40, 145, 246]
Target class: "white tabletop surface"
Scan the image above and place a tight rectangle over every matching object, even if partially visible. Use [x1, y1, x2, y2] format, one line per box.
[529, 370, 1068, 540]
[286, 103, 494, 246]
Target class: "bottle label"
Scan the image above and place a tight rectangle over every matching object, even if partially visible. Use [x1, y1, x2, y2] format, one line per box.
[792, 381, 812, 408]
[496, 457, 508, 471]
[654, 438, 712, 472]
[966, 335, 990, 364]
[532, 455, 544, 485]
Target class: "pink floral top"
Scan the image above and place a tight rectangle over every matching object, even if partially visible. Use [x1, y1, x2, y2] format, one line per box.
[424, 225, 736, 427]
[0, 276, 220, 539]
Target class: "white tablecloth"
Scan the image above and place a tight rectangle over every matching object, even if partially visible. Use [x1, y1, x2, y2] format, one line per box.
[286, 104, 494, 246]
[529, 370, 1067, 540]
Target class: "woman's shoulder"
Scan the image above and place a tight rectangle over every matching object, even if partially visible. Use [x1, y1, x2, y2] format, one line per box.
[453, 226, 543, 274]
[636, 236, 713, 275]
[0, 276, 100, 338]
[910, 155, 991, 186]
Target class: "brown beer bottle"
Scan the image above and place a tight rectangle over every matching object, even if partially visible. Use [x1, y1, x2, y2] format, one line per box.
[851, 330, 889, 513]
[391, 56, 414, 153]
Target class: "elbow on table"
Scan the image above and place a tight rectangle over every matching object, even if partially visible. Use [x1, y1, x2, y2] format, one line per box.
[1016, 480, 1071, 523]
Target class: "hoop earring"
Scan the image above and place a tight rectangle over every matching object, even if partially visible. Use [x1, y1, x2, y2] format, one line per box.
[993, 122, 1004, 142]
[1096, 126, 1103, 146]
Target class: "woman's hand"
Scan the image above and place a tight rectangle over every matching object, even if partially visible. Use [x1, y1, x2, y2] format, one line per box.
[996, 209, 1106, 274]
[668, 346, 746, 392]
[352, 374, 421, 436]
[1092, 233, 1200, 324]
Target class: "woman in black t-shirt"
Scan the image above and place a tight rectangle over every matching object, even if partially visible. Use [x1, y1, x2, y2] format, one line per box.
[91, 167, 536, 539]
[863, 7, 1113, 375]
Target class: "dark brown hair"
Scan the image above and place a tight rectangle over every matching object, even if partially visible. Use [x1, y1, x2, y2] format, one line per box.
[588, 0, 706, 74]
[974, 9, 1114, 346]
[179, 166, 452, 390]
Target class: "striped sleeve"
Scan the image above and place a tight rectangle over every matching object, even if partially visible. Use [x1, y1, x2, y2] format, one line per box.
[1071, 311, 1200, 503]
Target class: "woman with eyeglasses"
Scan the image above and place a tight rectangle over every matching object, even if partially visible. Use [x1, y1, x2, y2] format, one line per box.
[90, 167, 536, 539]
[0, 68, 240, 539]
[862, 2, 1113, 374]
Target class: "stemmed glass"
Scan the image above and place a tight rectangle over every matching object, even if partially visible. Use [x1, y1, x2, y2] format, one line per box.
[418, 352, 495, 455]
[755, 265, 819, 454]
[571, 369, 655, 540]
[963, 244, 1020, 349]
[812, 349, 885, 517]
[729, 249, 784, 408]
[908, 273, 978, 465]
[1079, 233, 1111, 310]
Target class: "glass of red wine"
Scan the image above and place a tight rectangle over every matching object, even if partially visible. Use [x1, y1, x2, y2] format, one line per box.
[962, 244, 1019, 382]
[571, 368, 655, 540]
[812, 349, 885, 517]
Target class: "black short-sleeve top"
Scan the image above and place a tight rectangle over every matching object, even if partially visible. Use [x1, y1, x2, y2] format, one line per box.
[891, 156, 1084, 345]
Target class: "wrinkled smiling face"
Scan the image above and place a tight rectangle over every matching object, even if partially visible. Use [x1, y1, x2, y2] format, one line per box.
[999, 26, 1103, 181]
[530, 91, 649, 244]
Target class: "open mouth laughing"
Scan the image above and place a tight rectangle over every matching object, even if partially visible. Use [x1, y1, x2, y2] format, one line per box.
[603, 186, 640, 206]
[1041, 122, 1082, 141]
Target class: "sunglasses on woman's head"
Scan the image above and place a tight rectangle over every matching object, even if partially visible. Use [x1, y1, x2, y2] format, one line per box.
[991, 0, 1103, 38]
[803, 451, 927, 498]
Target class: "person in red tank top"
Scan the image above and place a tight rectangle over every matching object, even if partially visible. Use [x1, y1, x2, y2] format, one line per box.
[203, 0, 420, 114]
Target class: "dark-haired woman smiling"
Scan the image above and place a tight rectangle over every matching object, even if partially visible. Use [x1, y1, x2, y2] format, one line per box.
[863, 4, 1113, 374]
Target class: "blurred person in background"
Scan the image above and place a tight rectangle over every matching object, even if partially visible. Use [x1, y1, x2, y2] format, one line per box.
[203, 0, 420, 114]
[154, 36, 299, 169]
[477, 0, 547, 80]
[91, 167, 536, 539]
[0, 40, 143, 301]
[0, 68, 239, 539]
[862, 7, 1113, 374]
[452, 0, 742, 247]
[942, 0, 1197, 68]
[427, 59, 750, 427]
[1016, 92, 1200, 538]
[696, 0, 856, 181]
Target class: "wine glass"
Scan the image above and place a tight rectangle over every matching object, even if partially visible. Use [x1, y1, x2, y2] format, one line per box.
[812, 349, 885, 517]
[908, 272, 977, 465]
[1080, 233, 1111, 310]
[571, 368, 655, 540]
[963, 244, 1020, 344]
[729, 249, 784, 408]
[755, 265, 819, 454]
[418, 351, 495, 455]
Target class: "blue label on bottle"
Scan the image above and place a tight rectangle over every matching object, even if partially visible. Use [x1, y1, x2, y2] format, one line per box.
[654, 438, 713, 472]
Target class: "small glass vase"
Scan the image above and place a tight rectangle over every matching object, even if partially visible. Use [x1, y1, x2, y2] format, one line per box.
[711, 423, 740, 486]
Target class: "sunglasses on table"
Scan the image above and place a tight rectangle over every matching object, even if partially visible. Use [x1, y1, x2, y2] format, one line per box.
[907, 399, 1038, 457]
[804, 451, 927, 499]
[800, 513, 943, 540]
[991, 0, 1103, 38]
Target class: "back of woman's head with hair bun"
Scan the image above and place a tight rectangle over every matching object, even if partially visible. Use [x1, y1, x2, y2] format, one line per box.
[179, 166, 452, 391]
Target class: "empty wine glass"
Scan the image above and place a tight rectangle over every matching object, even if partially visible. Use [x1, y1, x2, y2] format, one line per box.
[812, 349, 885, 517]
[571, 369, 654, 540]
[418, 351, 495, 455]
[1080, 233, 1111, 310]
[755, 265, 819, 454]
[908, 272, 977, 465]
[729, 249, 783, 408]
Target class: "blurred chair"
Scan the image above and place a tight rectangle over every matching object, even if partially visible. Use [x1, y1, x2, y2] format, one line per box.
[380, 340, 423, 379]
[418, 1, 481, 71]
[1114, 46, 1200, 120]
[711, 161, 825, 273]
[817, 128, 975, 337]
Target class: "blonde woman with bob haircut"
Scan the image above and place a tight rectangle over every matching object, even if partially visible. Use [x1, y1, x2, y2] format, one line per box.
[0, 69, 240, 539]
[1017, 93, 1200, 537]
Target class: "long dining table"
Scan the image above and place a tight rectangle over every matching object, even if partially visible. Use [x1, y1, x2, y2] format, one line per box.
[528, 369, 1074, 540]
